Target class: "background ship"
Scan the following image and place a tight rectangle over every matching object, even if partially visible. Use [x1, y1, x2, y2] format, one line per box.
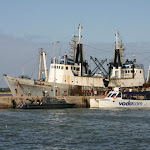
[108, 31, 145, 88]
[4, 25, 145, 97]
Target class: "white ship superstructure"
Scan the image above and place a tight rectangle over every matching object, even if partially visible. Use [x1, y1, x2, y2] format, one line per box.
[49, 63, 104, 87]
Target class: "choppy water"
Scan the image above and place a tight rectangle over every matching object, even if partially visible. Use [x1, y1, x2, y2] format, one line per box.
[0, 108, 150, 150]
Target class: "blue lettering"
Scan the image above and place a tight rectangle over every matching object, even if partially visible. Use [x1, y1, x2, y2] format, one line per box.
[119, 101, 143, 106]
[119, 102, 123, 105]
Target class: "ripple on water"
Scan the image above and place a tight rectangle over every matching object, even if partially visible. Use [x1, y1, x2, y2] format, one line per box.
[0, 108, 150, 150]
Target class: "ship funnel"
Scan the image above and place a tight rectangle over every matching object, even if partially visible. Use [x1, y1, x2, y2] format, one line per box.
[113, 31, 122, 68]
[75, 24, 83, 76]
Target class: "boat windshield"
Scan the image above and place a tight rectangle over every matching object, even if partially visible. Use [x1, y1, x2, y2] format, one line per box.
[117, 92, 121, 98]
[107, 92, 113, 97]
[111, 93, 117, 97]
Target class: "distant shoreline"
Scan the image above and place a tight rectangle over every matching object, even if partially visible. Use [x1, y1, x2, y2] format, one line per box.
[0, 93, 12, 97]
[0, 92, 11, 94]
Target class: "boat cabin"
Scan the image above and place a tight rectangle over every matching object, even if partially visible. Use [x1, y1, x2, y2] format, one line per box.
[105, 87, 150, 100]
[105, 87, 122, 100]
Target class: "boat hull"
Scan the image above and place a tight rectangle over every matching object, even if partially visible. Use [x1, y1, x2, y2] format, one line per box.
[90, 98, 150, 108]
[99, 98, 150, 108]
[90, 98, 99, 108]
[4, 75, 105, 96]
[4, 75, 72, 96]
[20, 103, 75, 109]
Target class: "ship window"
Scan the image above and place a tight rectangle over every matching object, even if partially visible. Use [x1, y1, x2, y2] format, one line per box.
[65, 80, 66, 82]
[131, 70, 135, 73]
[54, 66, 56, 69]
[140, 70, 141, 73]
[66, 67, 68, 70]
[74, 67, 75, 70]
[57, 66, 58, 69]
[125, 70, 127, 73]
[71, 67, 72, 69]
[59, 66, 60, 69]
[117, 93, 121, 97]
[76, 68, 80, 71]
[128, 70, 130, 73]
[61, 66, 63, 69]
[111, 93, 117, 97]
[107, 93, 112, 97]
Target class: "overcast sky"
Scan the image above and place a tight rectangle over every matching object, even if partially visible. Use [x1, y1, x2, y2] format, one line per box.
[0, 0, 150, 87]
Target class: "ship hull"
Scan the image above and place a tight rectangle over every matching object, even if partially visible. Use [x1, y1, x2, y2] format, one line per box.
[4, 74, 146, 97]
[4, 75, 68, 97]
[4, 75, 105, 96]
[108, 77, 145, 88]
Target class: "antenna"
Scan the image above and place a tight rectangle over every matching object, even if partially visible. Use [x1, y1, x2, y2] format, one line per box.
[22, 66, 24, 76]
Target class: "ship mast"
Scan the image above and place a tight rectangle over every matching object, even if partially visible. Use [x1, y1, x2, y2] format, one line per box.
[78, 23, 82, 44]
[115, 31, 119, 49]
[38, 48, 48, 81]
[51, 41, 60, 97]
[70, 35, 77, 62]
[120, 40, 125, 64]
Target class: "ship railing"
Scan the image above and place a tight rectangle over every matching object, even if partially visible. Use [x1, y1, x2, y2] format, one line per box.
[134, 64, 144, 69]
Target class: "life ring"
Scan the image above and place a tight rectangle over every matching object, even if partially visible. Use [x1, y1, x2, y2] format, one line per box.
[113, 95, 117, 99]
[102, 95, 106, 98]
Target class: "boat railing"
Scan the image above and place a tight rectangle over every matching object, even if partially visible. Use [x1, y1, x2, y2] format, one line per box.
[122, 91, 150, 100]
[134, 64, 144, 69]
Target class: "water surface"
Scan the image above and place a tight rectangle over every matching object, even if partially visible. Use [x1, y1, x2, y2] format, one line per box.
[0, 108, 150, 150]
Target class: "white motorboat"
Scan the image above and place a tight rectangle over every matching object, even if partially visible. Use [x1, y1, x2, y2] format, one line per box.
[90, 87, 150, 108]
